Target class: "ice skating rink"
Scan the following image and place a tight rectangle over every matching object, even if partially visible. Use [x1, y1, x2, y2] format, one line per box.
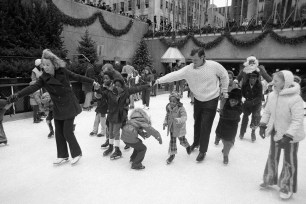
[1, 92, 306, 204]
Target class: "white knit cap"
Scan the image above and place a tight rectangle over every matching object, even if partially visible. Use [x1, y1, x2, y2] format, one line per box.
[35, 59, 41, 66]
[280, 70, 294, 89]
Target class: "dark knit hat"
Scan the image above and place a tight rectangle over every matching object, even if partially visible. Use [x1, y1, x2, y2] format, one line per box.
[247, 70, 259, 77]
[113, 78, 125, 87]
[228, 88, 242, 101]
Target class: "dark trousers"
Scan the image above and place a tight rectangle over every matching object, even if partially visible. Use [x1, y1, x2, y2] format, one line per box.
[125, 139, 147, 167]
[263, 135, 299, 193]
[54, 117, 81, 158]
[142, 88, 151, 107]
[193, 97, 219, 153]
[240, 103, 261, 135]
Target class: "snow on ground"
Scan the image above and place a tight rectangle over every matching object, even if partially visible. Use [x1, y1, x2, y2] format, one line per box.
[1, 92, 306, 204]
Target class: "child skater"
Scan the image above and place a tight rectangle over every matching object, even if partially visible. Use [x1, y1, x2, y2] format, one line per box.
[215, 88, 242, 164]
[89, 70, 111, 137]
[121, 108, 162, 170]
[0, 98, 13, 145]
[95, 71, 112, 148]
[41, 92, 54, 138]
[95, 77, 150, 159]
[259, 70, 305, 200]
[215, 70, 239, 145]
[163, 91, 191, 164]
[29, 81, 43, 123]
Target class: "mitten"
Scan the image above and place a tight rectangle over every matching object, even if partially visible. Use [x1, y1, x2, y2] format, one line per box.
[7, 94, 19, 103]
[163, 123, 167, 130]
[156, 136, 162, 144]
[259, 124, 267, 139]
[277, 135, 293, 149]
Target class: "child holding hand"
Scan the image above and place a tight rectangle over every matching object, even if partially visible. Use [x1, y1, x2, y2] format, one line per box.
[163, 91, 191, 164]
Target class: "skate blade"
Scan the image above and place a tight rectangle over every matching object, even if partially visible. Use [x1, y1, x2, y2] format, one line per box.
[110, 156, 122, 160]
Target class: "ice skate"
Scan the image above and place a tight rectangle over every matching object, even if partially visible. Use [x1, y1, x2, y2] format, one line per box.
[110, 147, 122, 160]
[223, 156, 228, 165]
[97, 133, 104, 137]
[186, 146, 191, 155]
[48, 131, 54, 138]
[53, 158, 69, 165]
[279, 188, 293, 200]
[0, 141, 8, 145]
[166, 155, 175, 164]
[103, 144, 113, 156]
[239, 133, 244, 140]
[101, 139, 109, 148]
[251, 130, 256, 142]
[131, 164, 145, 170]
[89, 132, 97, 136]
[259, 183, 272, 189]
[71, 155, 82, 165]
[196, 152, 206, 162]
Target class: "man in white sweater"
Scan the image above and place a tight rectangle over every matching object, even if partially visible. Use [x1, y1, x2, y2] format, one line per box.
[155, 48, 229, 162]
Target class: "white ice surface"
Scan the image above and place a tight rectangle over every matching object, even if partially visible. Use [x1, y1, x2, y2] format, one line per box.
[1, 92, 306, 204]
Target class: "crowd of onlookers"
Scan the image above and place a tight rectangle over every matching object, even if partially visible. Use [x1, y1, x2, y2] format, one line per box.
[73, 0, 152, 25]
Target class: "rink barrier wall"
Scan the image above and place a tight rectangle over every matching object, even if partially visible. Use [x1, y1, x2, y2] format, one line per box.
[0, 81, 84, 115]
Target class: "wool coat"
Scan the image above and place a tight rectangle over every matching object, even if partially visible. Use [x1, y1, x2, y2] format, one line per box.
[163, 102, 187, 137]
[216, 100, 242, 141]
[261, 82, 305, 143]
[17, 68, 94, 120]
[121, 109, 161, 144]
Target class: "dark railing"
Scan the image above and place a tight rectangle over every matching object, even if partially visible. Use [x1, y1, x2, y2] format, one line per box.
[144, 19, 306, 39]
[0, 81, 85, 115]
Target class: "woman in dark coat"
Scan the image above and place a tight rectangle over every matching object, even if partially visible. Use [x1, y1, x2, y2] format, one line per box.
[7, 49, 99, 166]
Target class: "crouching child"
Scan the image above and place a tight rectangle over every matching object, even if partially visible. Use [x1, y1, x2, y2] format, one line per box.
[121, 108, 162, 170]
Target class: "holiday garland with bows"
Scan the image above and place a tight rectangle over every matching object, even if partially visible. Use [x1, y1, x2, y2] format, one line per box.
[47, 0, 133, 37]
[158, 29, 306, 49]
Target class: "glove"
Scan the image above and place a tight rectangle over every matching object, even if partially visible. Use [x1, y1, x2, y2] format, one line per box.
[277, 135, 293, 149]
[7, 94, 19, 103]
[163, 123, 167, 130]
[259, 124, 267, 139]
[156, 136, 162, 144]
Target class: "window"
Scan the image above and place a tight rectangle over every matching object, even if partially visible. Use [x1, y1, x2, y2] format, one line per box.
[97, 45, 104, 57]
[137, 0, 140, 9]
[113, 3, 116, 11]
[145, 0, 149, 8]
[170, 3, 173, 11]
[128, 0, 131, 11]
[166, 1, 168, 9]
[160, 0, 163, 9]
[120, 2, 124, 11]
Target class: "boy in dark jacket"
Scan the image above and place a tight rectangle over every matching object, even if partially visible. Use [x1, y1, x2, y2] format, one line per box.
[239, 71, 263, 141]
[121, 108, 162, 170]
[96, 78, 150, 159]
[215, 88, 242, 164]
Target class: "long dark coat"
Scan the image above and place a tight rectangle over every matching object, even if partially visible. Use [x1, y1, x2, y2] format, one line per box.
[216, 100, 242, 141]
[17, 68, 94, 120]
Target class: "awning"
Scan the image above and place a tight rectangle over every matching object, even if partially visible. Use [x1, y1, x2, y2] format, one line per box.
[161, 47, 185, 63]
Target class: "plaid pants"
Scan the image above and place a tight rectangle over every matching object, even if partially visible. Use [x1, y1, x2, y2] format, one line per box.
[168, 134, 190, 155]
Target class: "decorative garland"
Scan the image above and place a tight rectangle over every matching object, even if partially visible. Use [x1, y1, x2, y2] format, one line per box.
[47, 0, 133, 37]
[159, 29, 306, 49]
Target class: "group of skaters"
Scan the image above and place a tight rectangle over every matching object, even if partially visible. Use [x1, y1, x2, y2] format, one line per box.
[0, 48, 305, 200]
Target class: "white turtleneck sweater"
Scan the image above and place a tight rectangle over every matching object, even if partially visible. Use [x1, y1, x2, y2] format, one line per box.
[158, 60, 229, 102]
